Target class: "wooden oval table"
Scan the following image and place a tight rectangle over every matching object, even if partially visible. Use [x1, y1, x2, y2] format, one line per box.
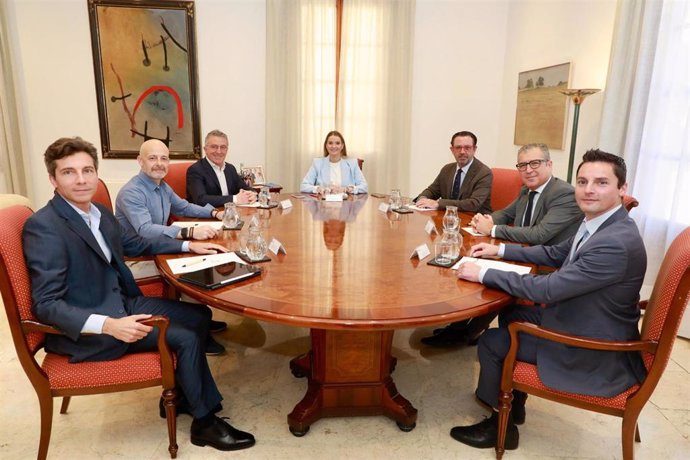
[156, 194, 516, 436]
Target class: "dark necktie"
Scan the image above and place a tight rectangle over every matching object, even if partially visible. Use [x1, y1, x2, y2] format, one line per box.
[522, 191, 537, 226]
[451, 169, 463, 200]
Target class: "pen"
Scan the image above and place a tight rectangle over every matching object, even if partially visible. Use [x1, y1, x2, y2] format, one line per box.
[182, 258, 206, 268]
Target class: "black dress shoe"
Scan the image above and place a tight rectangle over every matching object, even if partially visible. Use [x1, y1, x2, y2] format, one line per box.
[206, 337, 226, 356]
[449, 412, 519, 450]
[159, 397, 222, 419]
[512, 391, 527, 425]
[420, 326, 467, 347]
[191, 416, 255, 451]
[209, 320, 228, 333]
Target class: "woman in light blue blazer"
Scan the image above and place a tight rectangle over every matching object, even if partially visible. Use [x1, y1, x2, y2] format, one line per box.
[300, 131, 368, 194]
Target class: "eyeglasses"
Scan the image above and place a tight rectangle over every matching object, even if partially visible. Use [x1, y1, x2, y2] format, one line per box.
[205, 144, 228, 151]
[452, 145, 475, 152]
[516, 159, 548, 171]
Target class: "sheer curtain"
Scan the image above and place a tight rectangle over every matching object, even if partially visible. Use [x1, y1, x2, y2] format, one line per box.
[266, 0, 415, 193]
[266, 0, 337, 193]
[0, 4, 28, 196]
[600, 0, 690, 335]
[338, 0, 415, 193]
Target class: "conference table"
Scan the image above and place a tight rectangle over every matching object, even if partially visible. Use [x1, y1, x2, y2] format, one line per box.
[155, 194, 521, 436]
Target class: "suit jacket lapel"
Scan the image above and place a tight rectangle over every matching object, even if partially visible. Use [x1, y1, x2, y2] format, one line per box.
[50, 194, 110, 263]
[458, 161, 477, 198]
[201, 159, 222, 194]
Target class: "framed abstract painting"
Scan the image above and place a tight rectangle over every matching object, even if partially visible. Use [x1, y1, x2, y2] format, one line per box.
[88, 0, 200, 159]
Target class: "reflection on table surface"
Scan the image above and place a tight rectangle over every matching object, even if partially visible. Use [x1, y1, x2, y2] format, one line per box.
[156, 193, 515, 330]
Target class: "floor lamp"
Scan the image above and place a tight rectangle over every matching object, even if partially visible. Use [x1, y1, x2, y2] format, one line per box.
[560, 88, 601, 183]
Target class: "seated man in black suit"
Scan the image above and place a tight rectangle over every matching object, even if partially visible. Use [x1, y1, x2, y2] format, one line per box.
[422, 143, 583, 347]
[186, 129, 257, 207]
[415, 130, 493, 213]
[450, 150, 647, 451]
[23, 137, 256, 452]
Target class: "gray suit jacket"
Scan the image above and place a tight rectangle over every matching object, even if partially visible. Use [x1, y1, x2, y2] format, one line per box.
[23, 194, 183, 362]
[492, 177, 583, 245]
[417, 158, 493, 213]
[484, 206, 647, 397]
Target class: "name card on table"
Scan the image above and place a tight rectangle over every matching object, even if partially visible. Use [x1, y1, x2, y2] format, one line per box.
[410, 243, 431, 260]
[325, 193, 344, 202]
[462, 226, 483, 237]
[378, 202, 391, 213]
[269, 238, 287, 255]
[425, 219, 439, 235]
[280, 199, 293, 209]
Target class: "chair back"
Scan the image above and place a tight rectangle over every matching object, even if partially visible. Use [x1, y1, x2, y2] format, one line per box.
[93, 178, 114, 212]
[623, 195, 639, 212]
[0, 193, 31, 209]
[0, 205, 45, 357]
[165, 162, 193, 199]
[639, 227, 690, 373]
[490, 168, 523, 211]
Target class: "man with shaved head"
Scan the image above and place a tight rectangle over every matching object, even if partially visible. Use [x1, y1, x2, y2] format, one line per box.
[116, 139, 228, 355]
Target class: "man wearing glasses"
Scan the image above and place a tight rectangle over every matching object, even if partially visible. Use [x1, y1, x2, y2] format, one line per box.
[422, 143, 582, 348]
[415, 131, 493, 213]
[187, 129, 257, 207]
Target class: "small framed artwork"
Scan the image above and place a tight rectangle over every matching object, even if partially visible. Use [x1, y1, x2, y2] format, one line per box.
[241, 166, 266, 185]
[514, 62, 571, 149]
[88, 0, 201, 159]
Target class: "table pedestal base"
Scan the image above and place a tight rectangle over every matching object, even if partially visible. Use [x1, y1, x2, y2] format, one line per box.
[287, 329, 417, 436]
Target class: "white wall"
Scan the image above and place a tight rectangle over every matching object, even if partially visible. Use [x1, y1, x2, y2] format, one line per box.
[5, 0, 266, 207]
[409, 0, 510, 197]
[495, 0, 617, 179]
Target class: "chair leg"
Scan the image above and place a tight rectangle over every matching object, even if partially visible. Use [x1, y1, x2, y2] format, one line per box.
[59, 396, 71, 414]
[622, 413, 641, 460]
[37, 394, 54, 460]
[162, 388, 178, 458]
[495, 390, 513, 460]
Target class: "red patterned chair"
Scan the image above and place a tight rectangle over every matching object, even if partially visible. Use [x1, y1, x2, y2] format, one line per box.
[0, 205, 178, 459]
[495, 226, 690, 459]
[490, 168, 523, 211]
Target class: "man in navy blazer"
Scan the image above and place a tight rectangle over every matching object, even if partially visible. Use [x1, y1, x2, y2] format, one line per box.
[450, 150, 647, 451]
[415, 131, 493, 213]
[23, 137, 256, 451]
[186, 129, 257, 207]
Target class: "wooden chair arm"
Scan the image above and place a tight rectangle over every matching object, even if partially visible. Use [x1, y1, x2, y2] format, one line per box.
[21, 320, 64, 335]
[139, 315, 175, 389]
[507, 321, 658, 353]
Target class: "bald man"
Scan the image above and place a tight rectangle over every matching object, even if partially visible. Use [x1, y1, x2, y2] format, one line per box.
[115, 139, 228, 354]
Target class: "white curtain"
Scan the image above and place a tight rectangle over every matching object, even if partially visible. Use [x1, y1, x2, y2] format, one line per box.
[0, 4, 28, 196]
[266, 0, 415, 194]
[599, 0, 690, 334]
[338, 0, 415, 194]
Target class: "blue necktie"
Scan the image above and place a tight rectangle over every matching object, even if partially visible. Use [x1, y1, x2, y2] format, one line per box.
[451, 169, 463, 200]
[522, 191, 537, 226]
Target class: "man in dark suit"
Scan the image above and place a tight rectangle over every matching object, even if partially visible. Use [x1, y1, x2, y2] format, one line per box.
[415, 131, 493, 213]
[422, 143, 583, 347]
[186, 129, 257, 207]
[23, 137, 256, 451]
[449, 149, 647, 451]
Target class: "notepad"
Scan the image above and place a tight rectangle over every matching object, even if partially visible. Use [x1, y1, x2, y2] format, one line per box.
[178, 262, 262, 289]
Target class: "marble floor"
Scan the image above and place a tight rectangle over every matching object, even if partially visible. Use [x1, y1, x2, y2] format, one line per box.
[1, 305, 689, 460]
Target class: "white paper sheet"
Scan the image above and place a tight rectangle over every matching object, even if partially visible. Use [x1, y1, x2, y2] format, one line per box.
[166, 252, 246, 275]
[462, 226, 484, 236]
[452, 257, 532, 275]
[173, 221, 224, 230]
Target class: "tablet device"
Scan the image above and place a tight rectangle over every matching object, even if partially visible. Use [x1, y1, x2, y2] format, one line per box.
[179, 262, 262, 289]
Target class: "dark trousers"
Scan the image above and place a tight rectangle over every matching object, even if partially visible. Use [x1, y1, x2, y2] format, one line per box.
[475, 304, 541, 409]
[126, 296, 222, 418]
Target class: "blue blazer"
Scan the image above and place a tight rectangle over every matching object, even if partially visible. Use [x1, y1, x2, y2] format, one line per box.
[300, 158, 368, 194]
[484, 206, 647, 397]
[23, 193, 183, 362]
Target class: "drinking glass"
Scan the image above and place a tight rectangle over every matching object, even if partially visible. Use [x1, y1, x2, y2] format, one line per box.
[246, 227, 267, 261]
[389, 189, 402, 210]
[259, 186, 271, 207]
[443, 206, 460, 232]
[222, 202, 239, 229]
[434, 240, 453, 265]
